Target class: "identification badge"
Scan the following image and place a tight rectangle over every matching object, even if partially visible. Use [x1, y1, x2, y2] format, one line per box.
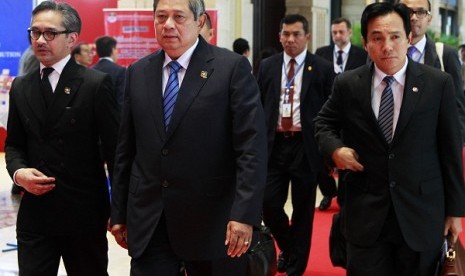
[282, 103, 292, 117]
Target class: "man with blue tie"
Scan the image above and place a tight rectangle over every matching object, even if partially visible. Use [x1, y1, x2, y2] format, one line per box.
[314, 3, 465, 274]
[109, 0, 267, 275]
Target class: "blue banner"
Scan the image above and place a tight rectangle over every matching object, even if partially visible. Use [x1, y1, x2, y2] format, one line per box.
[0, 0, 33, 76]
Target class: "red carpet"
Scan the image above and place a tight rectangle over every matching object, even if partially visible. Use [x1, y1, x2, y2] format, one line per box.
[274, 198, 465, 276]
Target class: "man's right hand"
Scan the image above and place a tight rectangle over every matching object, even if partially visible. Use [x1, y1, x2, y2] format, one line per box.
[111, 224, 128, 249]
[15, 168, 55, 196]
[332, 147, 364, 172]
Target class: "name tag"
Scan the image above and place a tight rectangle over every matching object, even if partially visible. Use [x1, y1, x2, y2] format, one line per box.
[282, 103, 292, 118]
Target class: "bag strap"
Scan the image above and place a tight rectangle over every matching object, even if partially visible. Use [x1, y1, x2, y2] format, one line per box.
[435, 42, 445, 71]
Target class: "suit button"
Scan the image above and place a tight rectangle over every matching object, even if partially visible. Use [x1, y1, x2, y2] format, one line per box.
[161, 149, 169, 156]
[389, 181, 396, 188]
[388, 153, 395, 159]
[162, 180, 169, 188]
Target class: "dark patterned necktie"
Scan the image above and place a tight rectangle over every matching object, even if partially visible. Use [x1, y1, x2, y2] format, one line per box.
[336, 50, 343, 69]
[163, 61, 182, 131]
[41, 67, 54, 107]
[378, 76, 395, 143]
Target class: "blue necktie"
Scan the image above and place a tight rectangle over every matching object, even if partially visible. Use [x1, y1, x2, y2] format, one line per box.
[407, 46, 416, 59]
[378, 76, 395, 143]
[163, 61, 182, 130]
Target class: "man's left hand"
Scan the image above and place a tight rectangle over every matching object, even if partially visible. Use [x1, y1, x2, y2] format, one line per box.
[225, 221, 252, 258]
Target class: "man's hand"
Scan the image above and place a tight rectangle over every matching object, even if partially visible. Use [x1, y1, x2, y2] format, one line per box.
[15, 168, 55, 196]
[332, 147, 364, 172]
[444, 216, 463, 243]
[225, 221, 252, 258]
[111, 224, 128, 249]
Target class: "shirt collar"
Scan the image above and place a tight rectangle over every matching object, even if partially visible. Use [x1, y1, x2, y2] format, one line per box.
[335, 42, 351, 55]
[283, 48, 307, 67]
[40, 55, 71, 75]
[100, 57, 114, 62]
[411, 35, 427, 54]
[373, 58, 408, 88]
[163, 38, 199, 70]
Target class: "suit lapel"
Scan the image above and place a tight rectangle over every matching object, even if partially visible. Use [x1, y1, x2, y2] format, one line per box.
[423, 37, 441, 69]
[144, 50, 166, 140]
[356, 65, 379, 130]
[165, 39, 212, 138]
[25, 71, 47, 125]
[44, 59, 82, 132]
[392, 61, 423, 144]
[300, 52, 313, 102]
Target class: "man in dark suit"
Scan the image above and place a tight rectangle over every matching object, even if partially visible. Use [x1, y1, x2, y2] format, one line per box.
[258, 14, 334, 276]
[397, 0, 465, 138]
[314, 3, 465, 275]
[5, 1, 119, 275]
[315, 17, 368, 210]
[109, 0, 267, 275]
[93, 36, 126, 110]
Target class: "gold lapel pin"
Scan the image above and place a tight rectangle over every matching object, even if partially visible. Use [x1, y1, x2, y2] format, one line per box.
[307, 66, 312, 71]
[64, 87, 71, 94]
[200, 71, 208, 79]
[412, 87, 418, 92]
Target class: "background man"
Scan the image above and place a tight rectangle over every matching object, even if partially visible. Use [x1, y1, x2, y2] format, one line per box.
[6, 1, 119, 275]
[258, 14, 334, 276]
[232, 38, 250, 58]
[72, 41, 93, 67]
[93, 36, 126, 110]
[314, 3, 465, 275]
[396, 0, 465, 139]
[315, 17, 368, 210]
[110, 0, 267, 275]
[199, 11, 214, 43]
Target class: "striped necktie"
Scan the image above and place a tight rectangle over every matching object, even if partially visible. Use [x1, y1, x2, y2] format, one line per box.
[378, 76, 395, 144]
[163, 61, 182, 131]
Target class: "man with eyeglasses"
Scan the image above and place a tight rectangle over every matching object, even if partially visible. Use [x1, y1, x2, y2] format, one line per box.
[397, 0, 465, 140]
[71, 42, 94, 67]
[5, 1, 119, 275]
[258, 14, 334, 276]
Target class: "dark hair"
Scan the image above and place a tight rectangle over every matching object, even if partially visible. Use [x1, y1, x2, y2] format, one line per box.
[395, 0, 431, 11]
[280, 14, 309, 34]
[459, 44, 465, 50]
[71, 42, 86, 57]
[153, 0, 205, 20]
[361, 2, 411, 41]
[332, 17, 352, 30]
[95, 36, 117, 57]
[32, 1, 81, 34]
[232, 38, 250, 55]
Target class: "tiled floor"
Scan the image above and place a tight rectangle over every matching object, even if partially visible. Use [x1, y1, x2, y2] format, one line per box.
[0, 152, 323, 275]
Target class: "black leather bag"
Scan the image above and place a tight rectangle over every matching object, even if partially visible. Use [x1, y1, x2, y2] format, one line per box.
[329, 212, 347, 268]
[247, 225, 277, 276]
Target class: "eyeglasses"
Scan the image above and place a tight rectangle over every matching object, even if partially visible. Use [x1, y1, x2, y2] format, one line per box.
[28, 28, 71, 41]
[408, 9, 431, 19]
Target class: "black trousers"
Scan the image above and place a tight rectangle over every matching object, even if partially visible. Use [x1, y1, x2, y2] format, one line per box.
[317, 165, 337, 198]
[346, 206, 440, 276]
[17, 227, 109, 276]
[130, 215, 248, 276]
[262, 133, 317, 275]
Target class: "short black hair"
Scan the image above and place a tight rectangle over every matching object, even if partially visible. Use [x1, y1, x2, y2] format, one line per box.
[332, 17, 352, 30]
[232, 38, 249, 55]
[32, 1, 81, 34]
[280, 14, 309, 34]
[71, 42, 86, 57]
[394, 0, 431, 11]
[361, 2, 411, 41]
[95, 36, 117, 58]
[459, 44, 465, 50]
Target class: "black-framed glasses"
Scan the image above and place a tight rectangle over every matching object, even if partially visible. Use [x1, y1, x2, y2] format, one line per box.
[28, 28, 71, 41]
[408, 9, 431, 18]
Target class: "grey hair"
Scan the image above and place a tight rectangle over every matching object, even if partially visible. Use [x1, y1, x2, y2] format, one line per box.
[32, 1, 81, 34]
[153, 0, 205, 20]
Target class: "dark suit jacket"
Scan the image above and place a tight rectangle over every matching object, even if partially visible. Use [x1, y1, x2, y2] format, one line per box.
[257, 51, 334, 172]
[92, 58, 126, 110]
[315, 44, 367, 72]
[6, 58, 120, 234]
[314, 60, 465, 251]
[423, 36, 465, 139]
[110, 37, 267, 260]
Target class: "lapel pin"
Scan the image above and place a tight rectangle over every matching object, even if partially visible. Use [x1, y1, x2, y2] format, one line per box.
[412, 87, 418, 92]
[64, 87, 71, 94]
[307, 66, 312, 71]
[200, 71, 208, 79]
